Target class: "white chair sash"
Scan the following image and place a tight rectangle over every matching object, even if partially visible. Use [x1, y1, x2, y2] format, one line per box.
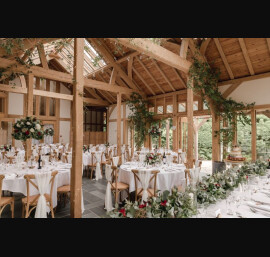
[95, 152, 102, 181]
[121, 153, 125, 165]
[35, 172, 52, 218]
[195, 160, 201, 168]
[138, 170, 151, 204]
[104, 164, 113, 211]
[181, 152, 187, 164]
[112, 156, 119, 167]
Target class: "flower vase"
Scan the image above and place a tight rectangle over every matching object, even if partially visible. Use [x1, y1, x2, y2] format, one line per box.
[22, 140, 30, 162]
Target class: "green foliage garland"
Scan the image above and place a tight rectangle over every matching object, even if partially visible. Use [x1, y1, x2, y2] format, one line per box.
[188, 53, 255, 146]
[127, 92, 154, 150]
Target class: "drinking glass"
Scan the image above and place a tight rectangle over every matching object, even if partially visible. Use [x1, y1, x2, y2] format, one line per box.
[226, 194, 234, 215]
[197, 203, 206, 218]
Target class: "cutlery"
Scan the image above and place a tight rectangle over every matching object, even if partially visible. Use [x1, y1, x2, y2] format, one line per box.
[250, 207, 270, 217]
[252, 200, 270, 207]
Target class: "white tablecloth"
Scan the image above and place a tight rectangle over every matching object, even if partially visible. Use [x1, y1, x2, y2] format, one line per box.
[119, 162, 186, 193]
[1, 163, 84, 213]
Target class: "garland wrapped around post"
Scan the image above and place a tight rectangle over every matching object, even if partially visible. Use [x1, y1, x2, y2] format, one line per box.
[188, 53, 255, 159]
[127, 93, 154, 150]
[11, 116, 44, 161]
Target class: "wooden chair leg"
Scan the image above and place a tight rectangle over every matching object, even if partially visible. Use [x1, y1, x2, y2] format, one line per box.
[21, 203, 25, 218]
[50, 203, 55, 218]
[11, 201, 14, 218]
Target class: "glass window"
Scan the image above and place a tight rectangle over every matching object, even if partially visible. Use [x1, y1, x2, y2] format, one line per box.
[193, 101, 199, 111]
[203, 101, 209, 110]
[49, 98, 56, 116]
[166, 105, 173, 114]
[178, 103, 186, 112]
[157, 106, 164, 114]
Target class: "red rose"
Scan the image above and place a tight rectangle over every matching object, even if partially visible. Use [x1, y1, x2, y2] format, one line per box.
[15, 129, 18, 133]
[25, 131, 29, 135]
[139, 203, 147, 209]
[246, 176, 249, 179]
[215, 184, 220, 187]
[160, 200, 167, 206]
[38, 132, 41, 136]
[119, 208, 126, 217]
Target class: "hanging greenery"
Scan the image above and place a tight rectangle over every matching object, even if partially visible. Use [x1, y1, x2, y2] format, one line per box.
[188, 52, 255, 147]
[127, 92, 154, 150]
[0, 38, 72, 81]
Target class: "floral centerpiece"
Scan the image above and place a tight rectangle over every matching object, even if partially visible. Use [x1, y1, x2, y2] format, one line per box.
[148, 125, 161, 138]
[144, 153, 161, 166]
[12, 116, 44, 161]
[83, 145, 89, 153]
[12, 117, 43, 141]
[44, 128, 54, 137]
[110, 187, 196, 218]
[0, 145, 10, 151]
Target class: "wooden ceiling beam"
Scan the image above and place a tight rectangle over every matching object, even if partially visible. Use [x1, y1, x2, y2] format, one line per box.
[0, 38, 59, 57]
[172, 68, 187, 88]
[88, 38, 145, 96]
[266, 39, 270, 54]
[200, 38, 211, 56]
[132, 67, 156, 95]
[214, 38, 234, 80]
[88, 51, 140, 78]
[37, 44, 49, 69]
[135, 56, 165, 94]
[238, 38, 255, 75]
[222, 83, 242, 98]
[218, 71, 270, 86]
[109, 38, 192, 73]
[152, 59, 176, 92]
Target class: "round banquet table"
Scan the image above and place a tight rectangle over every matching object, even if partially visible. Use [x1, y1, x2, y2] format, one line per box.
[119, 162, 187, 193]
[1, 163, 84, 213]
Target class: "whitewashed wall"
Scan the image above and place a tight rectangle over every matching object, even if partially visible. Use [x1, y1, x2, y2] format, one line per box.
[5, 78, 72, 145]
[108, 104, 131, 145]
[219, 77, 270, 105]
[59, 83, 71, 143]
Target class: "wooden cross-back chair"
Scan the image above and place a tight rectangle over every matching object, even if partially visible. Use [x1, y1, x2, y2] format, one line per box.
[131, 169, 160, 202]
[125, 149, 131, 162]
[21, 171, 58, 218]
[100, 152, 108, 171]
[194, 159, 202, 168]
[173, 155, 178, 164]
[1, 151, 6, 163]
[109, 166, 129, 205]
[184, 169, 191, 186]
[5, 154, 15, 164]
[0, 175, 14, 218]
[88, 152, 98, 179]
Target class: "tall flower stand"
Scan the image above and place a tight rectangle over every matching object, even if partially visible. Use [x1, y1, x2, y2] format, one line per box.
[23, 139, 31, 162]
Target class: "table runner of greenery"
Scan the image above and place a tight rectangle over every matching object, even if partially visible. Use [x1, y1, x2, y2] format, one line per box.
[109, 161, 268, 218]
